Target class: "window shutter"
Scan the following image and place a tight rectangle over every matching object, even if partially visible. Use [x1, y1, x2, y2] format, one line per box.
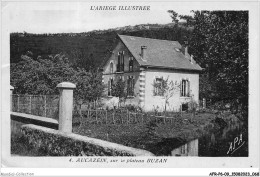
[188, 80, 190, 97]
[132, 77, 135, 96]
[184, 80, 186, 96]
[129, 58, 130, 71]
[118, 54, 120, 71]
[111, 78, 114, 96]
[122, 52, 124, 71]
[180, 80, 182, 97]
[108, 80, 111, 96]
[126, 77, 129, 96]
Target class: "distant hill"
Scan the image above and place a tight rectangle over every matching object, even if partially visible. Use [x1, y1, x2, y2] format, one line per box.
[10, 22, 193, 70]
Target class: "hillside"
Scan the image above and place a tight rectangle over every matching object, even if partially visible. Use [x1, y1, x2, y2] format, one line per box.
[10, 23, 193, 70]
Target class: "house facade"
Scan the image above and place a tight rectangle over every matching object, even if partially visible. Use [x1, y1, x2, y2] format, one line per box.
[102, 35, 202, 112]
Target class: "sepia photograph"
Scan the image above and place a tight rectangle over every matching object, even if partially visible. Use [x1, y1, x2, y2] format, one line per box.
[1, 0, 259, 176]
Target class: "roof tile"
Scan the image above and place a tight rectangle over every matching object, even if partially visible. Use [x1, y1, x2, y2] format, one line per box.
[118, 34, 202, 71]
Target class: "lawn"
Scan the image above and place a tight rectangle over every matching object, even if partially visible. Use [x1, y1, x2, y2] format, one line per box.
[72, 112, 216, 155]
[12, 110, 232, 156]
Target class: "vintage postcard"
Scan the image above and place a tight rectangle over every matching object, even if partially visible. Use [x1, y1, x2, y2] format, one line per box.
[1, 0, 259, 176]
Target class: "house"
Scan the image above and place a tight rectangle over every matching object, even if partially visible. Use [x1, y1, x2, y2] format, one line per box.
[102, 34, 202, 112]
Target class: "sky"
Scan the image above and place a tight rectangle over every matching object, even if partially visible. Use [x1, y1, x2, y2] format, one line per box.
[4, 2, 193, 34]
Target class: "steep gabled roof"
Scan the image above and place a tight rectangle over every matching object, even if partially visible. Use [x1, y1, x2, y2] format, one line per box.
[118, 34, 202, 71]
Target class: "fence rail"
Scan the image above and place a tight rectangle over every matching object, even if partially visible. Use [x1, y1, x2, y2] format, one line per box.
[74, 109, 184, 125]
[12, 94, 59, 119]
[11, 94, 194, 125]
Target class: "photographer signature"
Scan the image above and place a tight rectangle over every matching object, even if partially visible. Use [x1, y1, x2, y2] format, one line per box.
[227, 133, 245, 155]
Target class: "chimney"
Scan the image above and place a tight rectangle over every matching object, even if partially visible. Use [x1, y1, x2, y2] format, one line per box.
[181, 45, 189, 57]
[181, 41, 189, 58]
[185, 46, 188, 57]
[141, 46, 147, 59]
[190, 55, 194, 64]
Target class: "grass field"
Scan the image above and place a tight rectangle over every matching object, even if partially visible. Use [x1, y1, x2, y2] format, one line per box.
[72, 112, 216, 155]
[11, 111, 225, 156]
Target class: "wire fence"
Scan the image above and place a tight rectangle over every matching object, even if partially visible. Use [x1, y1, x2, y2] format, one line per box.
[12, 94, 59, 119]
[11, 93, 199, 125]
[73, 108, 185, 125]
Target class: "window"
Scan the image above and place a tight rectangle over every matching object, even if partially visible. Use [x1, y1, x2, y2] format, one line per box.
[117, 51, 124, 72]
[154, 77, 164, 96]
[110, 62, 113, 73]
[129, 57, 134, 72]
[181, 79, 190, 97]
[127, 76, 135, 96]
[181, 144, 187, 154]
[182, 103, 189, 111]
[108, 78, 114, 96]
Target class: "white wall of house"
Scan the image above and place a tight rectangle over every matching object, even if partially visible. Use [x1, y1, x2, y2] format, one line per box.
[143, 69, 199, 112]
[102, 41, 200, 111]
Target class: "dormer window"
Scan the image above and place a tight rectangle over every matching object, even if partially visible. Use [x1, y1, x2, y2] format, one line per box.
[129, 57, 134, 72]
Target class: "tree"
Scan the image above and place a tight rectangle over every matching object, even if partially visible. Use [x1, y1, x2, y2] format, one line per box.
[191, 11, 248, 121]
[153, 77, 180, 114]
[111, 78, 127, 107]
[11, 53, 105, 125]
[72, 68, 104, 127]
[168, 11, 248, 121]
[11, 53, 74, 95]
[167, 10, 179, 24]
[179, 15, 195, 26]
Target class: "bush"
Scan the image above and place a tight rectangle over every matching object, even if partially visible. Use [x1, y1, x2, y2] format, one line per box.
[15, 126, 135, 156]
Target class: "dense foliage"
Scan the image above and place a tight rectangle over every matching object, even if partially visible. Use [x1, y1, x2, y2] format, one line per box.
[11, 53, 104, 100]
[190, 11, 248, 121]
[111, 79, 126, 98]
[12, 125, 134, 156]
[168, 10, 248, 121]
[10, 26, 192, 69]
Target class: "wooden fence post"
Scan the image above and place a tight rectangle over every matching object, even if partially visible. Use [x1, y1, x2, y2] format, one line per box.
[105, 110, 108, 124]
[17, 95, 20, 112]
[180, 105, 182, 117]
[29, 95, 32, 114]
[121, 110, 123, 124]
[192, 101, 196, 122]
[112, 110, 115, 124]
[10, 85, 14, 112]
[44, 95, 47, 117]
[203, 98, 206, 109]
[127, 110, 129, 124]
[57, 82, 76, 133]
[96, 109, 98, 123]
